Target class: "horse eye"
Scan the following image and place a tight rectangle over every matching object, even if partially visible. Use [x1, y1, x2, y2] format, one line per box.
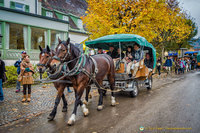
[46, 56, 49, 58]
[62, 49, 65, 52]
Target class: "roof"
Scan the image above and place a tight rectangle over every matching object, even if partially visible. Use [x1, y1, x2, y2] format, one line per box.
[68, 16, 79, 30]
[42, 0, 87, 17]
[184, 51, 199, 55]
[0, 6, 69, 24]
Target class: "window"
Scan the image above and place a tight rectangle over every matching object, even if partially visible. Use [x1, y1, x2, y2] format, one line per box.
[0, 0, 4, 6]
[10, 1, 29, 12]
[63, 15, 68, 21]
[77, 19, 83, 29]
[31, 27, 47, 50]
[15, 2, 25, 11]
[46, 11, 53, 18]
[9, 23, 27, 50]
[51, 30, 64, 49]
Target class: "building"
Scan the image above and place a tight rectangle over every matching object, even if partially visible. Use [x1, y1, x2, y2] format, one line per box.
[41, 0, 88, 44]
[0, 0, 88, 65]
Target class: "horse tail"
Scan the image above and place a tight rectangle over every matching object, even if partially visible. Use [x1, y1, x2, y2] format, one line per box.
[103, 54, 115, 90]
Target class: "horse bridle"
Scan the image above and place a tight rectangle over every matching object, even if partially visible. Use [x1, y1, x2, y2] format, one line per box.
[53, 42, 71, 63]
[37, 53, 52, 70]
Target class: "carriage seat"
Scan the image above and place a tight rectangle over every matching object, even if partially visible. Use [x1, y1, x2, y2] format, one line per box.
[115, 61, 125, 73]
[135, 59, 149, 79]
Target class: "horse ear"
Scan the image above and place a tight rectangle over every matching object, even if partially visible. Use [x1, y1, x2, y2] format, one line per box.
[46, 45, 50, 53]
[66, 38, 70, 45]
[58, 37, 62, 44]
[39, 45, 43, 52]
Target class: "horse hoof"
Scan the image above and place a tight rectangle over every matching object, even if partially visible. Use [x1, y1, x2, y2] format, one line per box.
[47, 115, 55, 121]
[97, 105, 103, 111]
[67, 120, 75, 126]
[83, 109, 89, 117]
[83, 100, 88, 105]
[62, 108, 67, 112]
[68, 114, 75, 126]
[111, 102, 116, 106]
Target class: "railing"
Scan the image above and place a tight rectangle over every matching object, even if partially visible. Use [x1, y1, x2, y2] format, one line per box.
[2, 49, 40, 60]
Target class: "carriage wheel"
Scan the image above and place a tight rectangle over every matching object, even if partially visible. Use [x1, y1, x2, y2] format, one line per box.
[147, 76, 153, 90]
[130, 81, 138, 97]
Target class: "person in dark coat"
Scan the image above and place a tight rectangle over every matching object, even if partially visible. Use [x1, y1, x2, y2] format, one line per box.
[144, 53, 153, 69]
[0, 52, 6, 102]
[164, 56, 173, 74]
[97, 48, 104, 54]
[107, 46, 117, 58]
[157, 57, 162, 76]
[14, 51, 27, 93]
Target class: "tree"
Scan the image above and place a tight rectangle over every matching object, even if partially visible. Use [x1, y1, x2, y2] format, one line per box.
[82, 0, 194, 57]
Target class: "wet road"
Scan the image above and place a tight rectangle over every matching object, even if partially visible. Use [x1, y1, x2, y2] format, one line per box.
[1, 72, 200, 133]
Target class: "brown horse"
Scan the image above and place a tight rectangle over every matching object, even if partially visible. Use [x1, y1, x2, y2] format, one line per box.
[50, 38, 116, 126]
[37, 45, 91, 121]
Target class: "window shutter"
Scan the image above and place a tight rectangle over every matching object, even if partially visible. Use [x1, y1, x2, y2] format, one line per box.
[0, 0, 4, 6]
[25, 5, 29, 12]
[10, 1, 15, 9]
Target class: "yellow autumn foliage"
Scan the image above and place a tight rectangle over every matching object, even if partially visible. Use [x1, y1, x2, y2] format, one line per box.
[82, 0, 192, 49]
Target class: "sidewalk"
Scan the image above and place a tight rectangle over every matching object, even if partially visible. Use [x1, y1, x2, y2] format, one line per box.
[0, 73, 183, 127]
[0, 84, 76, 126]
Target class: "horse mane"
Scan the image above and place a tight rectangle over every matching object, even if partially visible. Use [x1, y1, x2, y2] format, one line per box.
[69, 43, 81, 57]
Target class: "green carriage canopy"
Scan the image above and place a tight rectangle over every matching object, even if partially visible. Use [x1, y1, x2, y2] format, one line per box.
[85, 34, 156, 68]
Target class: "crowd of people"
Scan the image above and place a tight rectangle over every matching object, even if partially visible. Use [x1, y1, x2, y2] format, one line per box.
[157, 56, 198, 76]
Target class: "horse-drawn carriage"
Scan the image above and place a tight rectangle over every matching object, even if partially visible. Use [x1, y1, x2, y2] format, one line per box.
[37, 34, 156, 126]
[85, 34, 156, 97]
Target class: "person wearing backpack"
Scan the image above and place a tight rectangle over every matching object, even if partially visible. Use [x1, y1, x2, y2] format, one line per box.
[0, 52, 6, 102]
[14, 51, 27, 93]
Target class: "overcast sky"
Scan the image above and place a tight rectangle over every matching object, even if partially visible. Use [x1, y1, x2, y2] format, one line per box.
[179, 0, 200, 38]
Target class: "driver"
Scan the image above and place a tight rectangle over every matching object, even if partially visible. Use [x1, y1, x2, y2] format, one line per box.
[107, 46, 117, 58]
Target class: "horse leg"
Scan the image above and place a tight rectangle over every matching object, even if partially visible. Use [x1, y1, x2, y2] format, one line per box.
[62, 93, 68, 112]
[108, 74, 116, 106]
[97, 81, 104, 111]
[68, 83, 89, 126]
[84, 86, 91, 105]
[48, 87, 64, 120]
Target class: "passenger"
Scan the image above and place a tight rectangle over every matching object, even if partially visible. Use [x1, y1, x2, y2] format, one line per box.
[97, 48, 103, 54]
[125, 46, 134, 75]
[144, 53, 153, 72]
[115, 48, 125, 59]
[131, 43, 143, 77]
[113, 48, 125, 70]
[107, 46, 117, 58]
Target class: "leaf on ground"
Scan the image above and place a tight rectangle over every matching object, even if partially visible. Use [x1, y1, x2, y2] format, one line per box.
[22, 103, 29, 105]
[12, 108, 18, 112]
[115, 102, 119, 105]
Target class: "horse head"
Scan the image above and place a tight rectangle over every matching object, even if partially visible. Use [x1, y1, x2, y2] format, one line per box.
[37, 45, 54, 74]
[50, 38, 71, 70]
